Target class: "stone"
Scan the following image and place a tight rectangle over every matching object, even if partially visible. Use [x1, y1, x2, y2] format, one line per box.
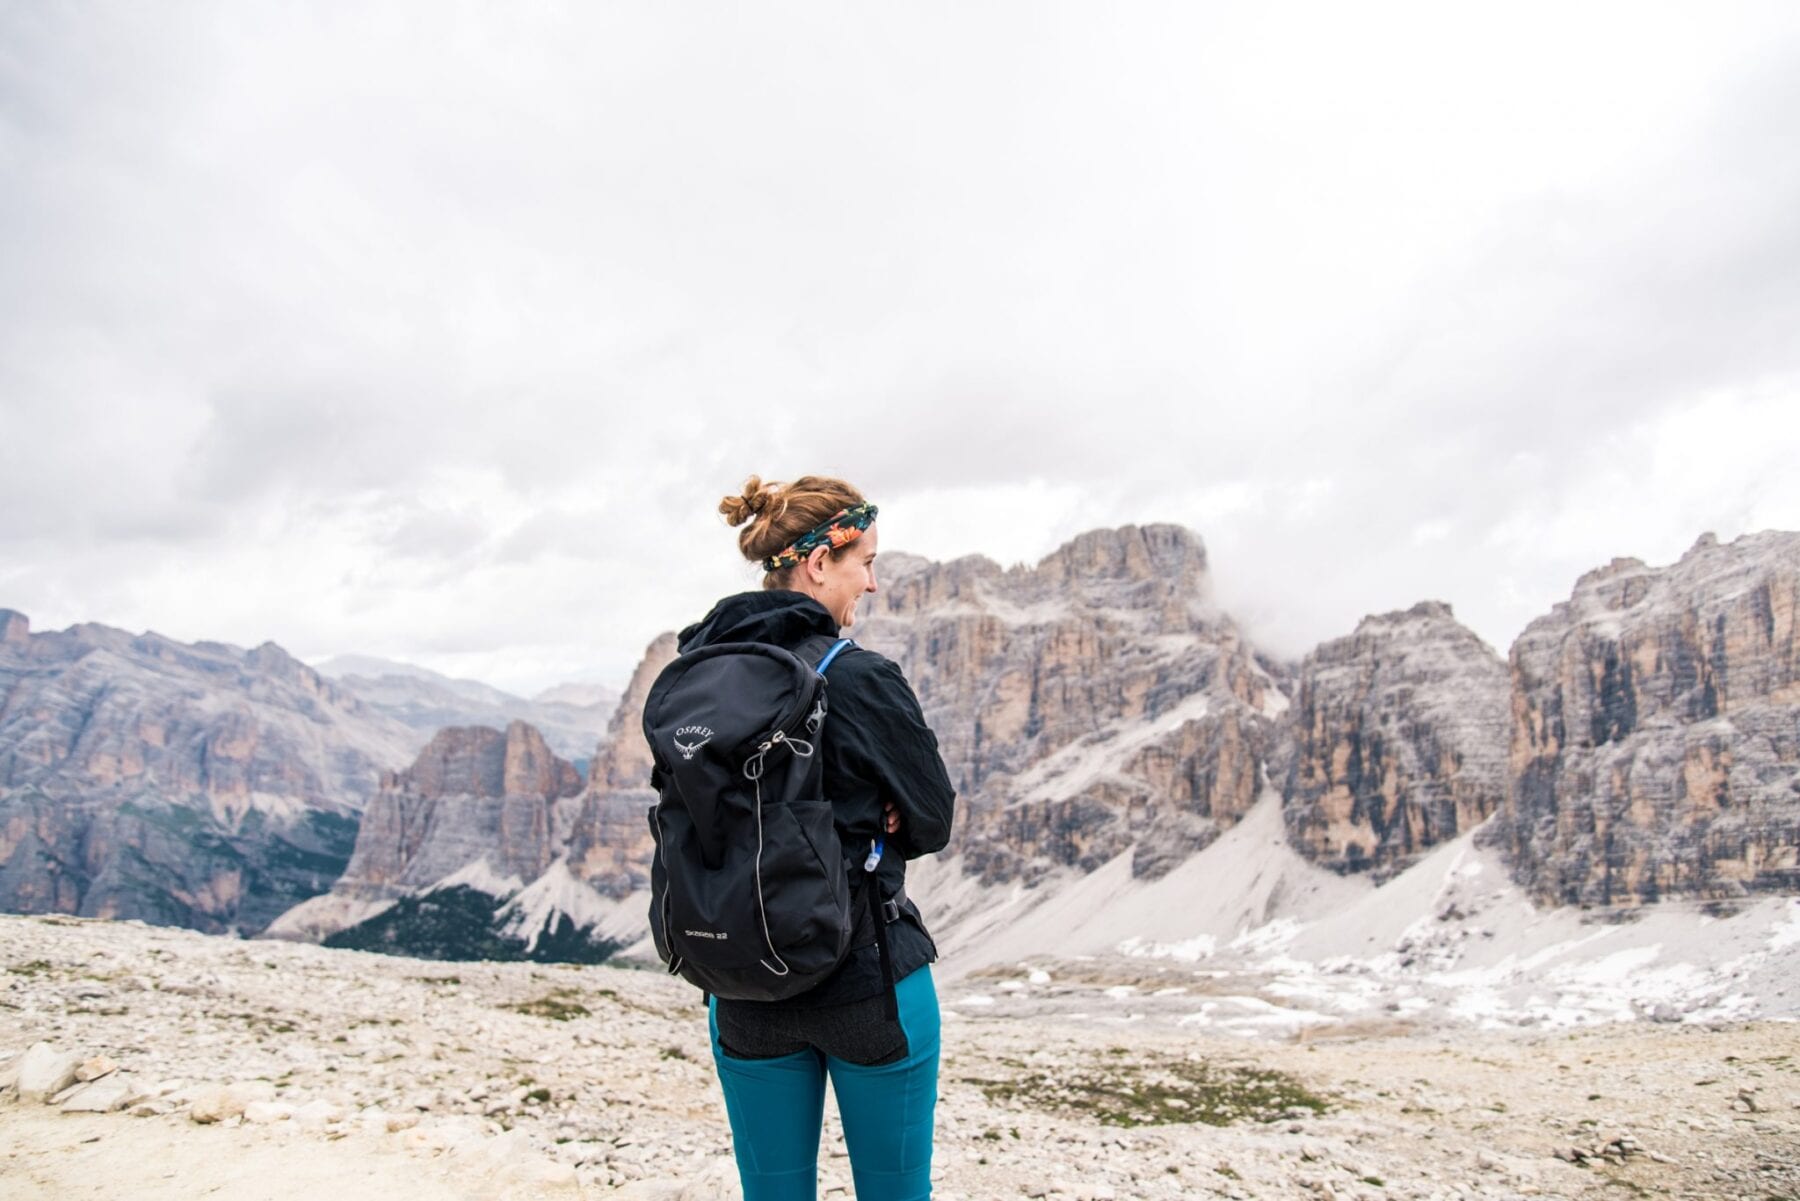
[75, 1055, 119, 1082]
[59, 1073, 145, 1113]
[12, 1042, 83, 1104]
[188, 1081, 277, 1124]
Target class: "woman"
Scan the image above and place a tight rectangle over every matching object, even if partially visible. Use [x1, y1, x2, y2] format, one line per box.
[678, 473, 956, 1201]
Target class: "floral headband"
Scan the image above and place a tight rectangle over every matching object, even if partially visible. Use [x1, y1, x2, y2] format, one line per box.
[761, 502, 879, 572]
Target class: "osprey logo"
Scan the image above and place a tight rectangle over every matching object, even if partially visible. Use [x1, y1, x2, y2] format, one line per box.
[673, 725, 714, 760]
[683, 929, 727, 940]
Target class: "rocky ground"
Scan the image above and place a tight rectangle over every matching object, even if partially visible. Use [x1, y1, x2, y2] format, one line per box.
[2, 914, 1797, 1201]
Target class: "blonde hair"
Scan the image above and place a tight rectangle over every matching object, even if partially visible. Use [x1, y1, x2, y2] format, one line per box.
[719, 474, 868, 588]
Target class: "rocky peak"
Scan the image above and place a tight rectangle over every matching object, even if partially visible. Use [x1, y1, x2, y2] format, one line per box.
[588, 633, 677, 794]
[852, 523, 1273, 882]
[1507, 529, 1800, 904]
[1396, 598, 1455, 624]
[0, 610, 27, 645]
[0, 615, 416, 934]
[315, 657, 617, 763]
[398, 723, 582, 801]
[1283, 601, 1510, 878]
[269, 720, 583, 943]
[1035, 523, 1212, 600]
[560, 633, 680, 896]
[244, 641, 317, 688]
[398, 727, 508, 797]
[502, 720, 583, 798]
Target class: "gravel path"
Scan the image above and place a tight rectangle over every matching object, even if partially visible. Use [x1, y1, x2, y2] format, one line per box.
[2, 914, 1796, 1200]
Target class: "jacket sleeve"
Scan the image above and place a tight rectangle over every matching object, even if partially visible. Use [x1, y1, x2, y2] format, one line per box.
[834, 654, 956, 858]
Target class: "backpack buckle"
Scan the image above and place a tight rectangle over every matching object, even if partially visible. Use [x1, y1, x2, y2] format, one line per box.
[881, 898, 901, 924]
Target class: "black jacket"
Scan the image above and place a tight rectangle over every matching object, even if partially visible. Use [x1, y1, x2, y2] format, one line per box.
[675, 590, 956, 1006]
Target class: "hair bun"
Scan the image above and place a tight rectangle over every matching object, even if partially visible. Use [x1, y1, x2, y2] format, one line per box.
[718, 475, 777, 527]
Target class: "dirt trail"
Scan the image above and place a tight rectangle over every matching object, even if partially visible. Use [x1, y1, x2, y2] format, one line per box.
[3, 915, 1798, 1200]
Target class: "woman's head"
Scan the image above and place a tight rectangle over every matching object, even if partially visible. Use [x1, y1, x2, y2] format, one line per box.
[720, 474, 879, 627]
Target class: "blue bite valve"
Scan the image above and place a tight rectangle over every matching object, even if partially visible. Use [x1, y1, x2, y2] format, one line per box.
[864, 837, 885, 872]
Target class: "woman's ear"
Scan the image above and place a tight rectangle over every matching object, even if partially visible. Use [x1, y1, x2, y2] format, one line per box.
[807, 545, 830, 585]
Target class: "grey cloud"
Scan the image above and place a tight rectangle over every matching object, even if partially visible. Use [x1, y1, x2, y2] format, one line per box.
[4, 4, 1798, 693]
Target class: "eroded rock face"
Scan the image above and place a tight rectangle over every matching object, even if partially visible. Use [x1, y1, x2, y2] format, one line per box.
[335, 722, 580, 903]
[1282, 601, 1510, 879]
[274, 638, 674, 944]
[1507, 532, 1800, 905]
[562, 633, 678, 897]
[558, 528, 1284, 893]
[853, 525, 1285, 881]
[274, 722, 607, 959]
[0, 612, 415, 934]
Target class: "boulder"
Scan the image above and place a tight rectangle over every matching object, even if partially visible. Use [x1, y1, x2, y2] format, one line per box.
[12, 1043, 84, 1104]
[59, 1073, 146, 1113]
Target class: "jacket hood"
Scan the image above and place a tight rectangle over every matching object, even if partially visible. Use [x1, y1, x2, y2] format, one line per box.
[677, 590, 840, 653]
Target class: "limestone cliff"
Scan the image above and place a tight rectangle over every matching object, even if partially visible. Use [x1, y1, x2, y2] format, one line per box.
[561, 632, 678, 896]
[269, 721, 588, 952]
[852, 525, 1285, 881]
[0, 611, 415, 934]
[1506, 531, 1800, 904]
[1281, 601, 1510, 879]
[551, 528, 1282, 894]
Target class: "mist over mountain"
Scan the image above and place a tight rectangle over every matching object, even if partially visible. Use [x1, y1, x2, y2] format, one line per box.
[312, 654, 619, 764]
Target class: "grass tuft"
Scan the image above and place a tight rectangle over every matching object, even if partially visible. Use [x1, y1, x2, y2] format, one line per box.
[505, 989, 591, 1022]
[959, 1053, 1331, 1128]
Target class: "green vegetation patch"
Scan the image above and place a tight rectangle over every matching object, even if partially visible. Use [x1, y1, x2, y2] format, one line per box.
[960, 1054, 1331, 1128]
[324, 886, 622, 965]
[505, 988, 591, 1022]
[8, 959, 54, 976]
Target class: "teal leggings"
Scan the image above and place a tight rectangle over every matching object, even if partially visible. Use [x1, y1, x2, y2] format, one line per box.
[707, 966, 940, 1201]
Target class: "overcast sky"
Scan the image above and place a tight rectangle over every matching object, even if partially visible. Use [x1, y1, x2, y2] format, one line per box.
[3, 2, 1798, 695]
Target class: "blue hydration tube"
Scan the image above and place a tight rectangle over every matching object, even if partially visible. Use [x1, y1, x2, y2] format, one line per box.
[864, 836, 885, 872]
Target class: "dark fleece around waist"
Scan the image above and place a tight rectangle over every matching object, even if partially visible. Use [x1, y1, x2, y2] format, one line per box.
[713, 968, 923, 1066]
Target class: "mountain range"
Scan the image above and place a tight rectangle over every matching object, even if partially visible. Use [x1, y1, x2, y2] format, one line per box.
[3, 523, 1796, 971]
[310, 655, 618, 764]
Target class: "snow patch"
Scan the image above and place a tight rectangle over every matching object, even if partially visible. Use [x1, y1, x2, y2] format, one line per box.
[494, 860, 613, 952]
[430, 859, 525, 899]
[1769, 900, 1800, 951]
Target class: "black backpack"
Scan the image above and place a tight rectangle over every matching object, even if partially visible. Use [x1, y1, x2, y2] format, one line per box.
[643, 634, 861, 1001]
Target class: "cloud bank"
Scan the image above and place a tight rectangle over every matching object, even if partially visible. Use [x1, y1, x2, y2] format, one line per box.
[3, 2, 1797, 691]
